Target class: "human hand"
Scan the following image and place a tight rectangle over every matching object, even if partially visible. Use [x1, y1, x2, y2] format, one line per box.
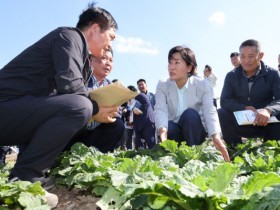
[91, 105, 118, 123]
[212, 134, 230, 162]
[159, 127, 167, 142]
[133, 107, 143, 115]
[253, 108, 271, 126]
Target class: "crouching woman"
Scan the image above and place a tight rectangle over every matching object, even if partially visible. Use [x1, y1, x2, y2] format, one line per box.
[154, 45, 229, 161]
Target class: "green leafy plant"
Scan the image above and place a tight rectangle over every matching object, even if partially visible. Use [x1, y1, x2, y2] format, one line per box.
[0, 165, 50, 210]
[50, 139, 280, 209]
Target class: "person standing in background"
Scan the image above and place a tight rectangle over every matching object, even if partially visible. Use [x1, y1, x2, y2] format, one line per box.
[133, 92, 156, 149]
[230, 52, 241, 69]
[119, 85, 138, 150]
[203, 65, 218, 108]
[137, 79, 156, 109]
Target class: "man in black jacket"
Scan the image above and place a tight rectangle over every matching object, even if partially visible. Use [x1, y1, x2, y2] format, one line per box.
[218, 39, 280, 144]
[0, 3, 118, 207]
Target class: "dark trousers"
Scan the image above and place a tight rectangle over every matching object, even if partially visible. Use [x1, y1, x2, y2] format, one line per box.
[168, 109, 207, 146]
[119, 128, 134, 150]
[218, 108, 280, 144]
[0, 95, 92, 182]
[134, 124, 156, 149]
[68, 118, 124, 153]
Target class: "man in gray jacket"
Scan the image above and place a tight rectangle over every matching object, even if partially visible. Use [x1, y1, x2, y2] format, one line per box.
[0, 3, 118, 207]
[218, 39, 280, 144]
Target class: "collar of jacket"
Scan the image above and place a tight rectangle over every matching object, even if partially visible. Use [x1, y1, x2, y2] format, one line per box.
[166, 75, 195, 87]
[236, 60, 268, 78]
[73, 28, 92, 84]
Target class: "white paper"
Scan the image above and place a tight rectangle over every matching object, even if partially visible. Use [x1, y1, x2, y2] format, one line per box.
[233, 109, 279, 125]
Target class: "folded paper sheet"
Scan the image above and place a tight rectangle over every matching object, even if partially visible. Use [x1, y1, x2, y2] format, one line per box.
[89, 81, 139, 106]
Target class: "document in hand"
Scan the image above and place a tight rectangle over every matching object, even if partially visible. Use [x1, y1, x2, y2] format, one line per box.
[89, 81, 139, 106]
[233, 109, 280, 125]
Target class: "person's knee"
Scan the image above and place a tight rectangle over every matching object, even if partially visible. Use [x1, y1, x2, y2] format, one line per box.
[114, 118, 125, 134]
[181, 108, 200, 120]
[266, 123, 280, 140]
[63, 95, 93, 126]
[217, 108, 233, 124]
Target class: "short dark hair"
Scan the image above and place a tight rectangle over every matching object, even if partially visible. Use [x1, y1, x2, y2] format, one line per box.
[168, 46, 197, 77]
[106, 46, 113, 57]
[76, 2, 118, 32]
[230, 52, 239, 58]
[137, 79, 146, 84]
[127, 85, 137, 92]
[204, 65, 212, 71]
[239, 39, 261, 53]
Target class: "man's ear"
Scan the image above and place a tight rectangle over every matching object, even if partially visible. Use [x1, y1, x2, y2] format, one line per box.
[258, 52, 264, 60]
[90, 23, 100, 33]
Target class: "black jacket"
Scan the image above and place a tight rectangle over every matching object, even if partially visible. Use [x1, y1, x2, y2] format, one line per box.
[0, 27, 98, 114]
[0, 28, 91, 100]
[133, 93, 155, 132]
[220, 61, 280, 116]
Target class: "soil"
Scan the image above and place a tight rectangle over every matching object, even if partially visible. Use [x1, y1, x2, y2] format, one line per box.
[5, 153, 100, 210]
[49, 186, 100, 210]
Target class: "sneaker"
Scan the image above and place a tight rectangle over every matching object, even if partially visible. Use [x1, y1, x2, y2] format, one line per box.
[33, 176, 56, 191]
[9, 173, 56, 190]
[43, 189, 58, 209]
[8, 176, 20, 182]
[9, 176, 58, 208]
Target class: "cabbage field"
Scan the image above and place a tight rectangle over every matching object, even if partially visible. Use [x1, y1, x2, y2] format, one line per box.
[1, 139, 280, 209]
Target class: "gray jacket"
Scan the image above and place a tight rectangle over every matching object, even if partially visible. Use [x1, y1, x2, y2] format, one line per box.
[154, 76, 221, 137]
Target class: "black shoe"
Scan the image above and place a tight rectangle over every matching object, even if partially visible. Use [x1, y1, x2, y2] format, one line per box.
[8, 175, 58, 208]
[8, 176, 20, 182]
[33, 176, 56, 191]
[9, 174, 55, 190]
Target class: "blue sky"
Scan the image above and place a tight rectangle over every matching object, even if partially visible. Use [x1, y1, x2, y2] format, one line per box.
[1, 1, 280, 97]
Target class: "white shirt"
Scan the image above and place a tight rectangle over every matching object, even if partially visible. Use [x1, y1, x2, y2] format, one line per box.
[204, 73, 218, 99]
[174, 80, 189, 123]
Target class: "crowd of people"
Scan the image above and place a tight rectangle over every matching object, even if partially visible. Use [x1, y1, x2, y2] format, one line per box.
[0, 2, 280, 209]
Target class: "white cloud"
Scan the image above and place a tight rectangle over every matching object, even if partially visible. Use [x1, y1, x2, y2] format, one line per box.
[208, 12, 226, 25]
[114, 35, 159, 55]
